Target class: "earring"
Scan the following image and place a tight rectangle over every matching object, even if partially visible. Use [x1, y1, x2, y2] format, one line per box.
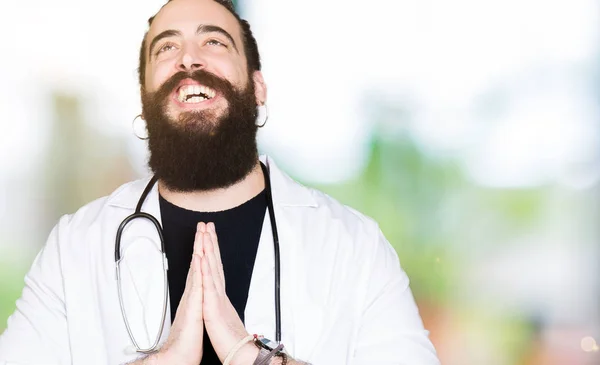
[132, 114, 149, 140]
[256, 103, 269, 128]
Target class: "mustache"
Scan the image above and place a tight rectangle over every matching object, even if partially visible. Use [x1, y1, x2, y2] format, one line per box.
[151, 69, 238, 105]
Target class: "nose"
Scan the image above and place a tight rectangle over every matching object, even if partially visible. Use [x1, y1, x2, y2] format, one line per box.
[177, 42, 205, 72]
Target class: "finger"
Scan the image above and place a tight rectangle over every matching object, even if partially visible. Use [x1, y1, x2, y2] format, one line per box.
[207, 222, 225, 283]
[204, 232, 225, 296]
[184, 226, 204, 301]
[197, 221, 207, 253]
[181, 250, 202, 312]
[181, 258, 194, 304]
[194, 223, 204, 258]
[201, 255, 219, 303]
[191, 253, 203, 292]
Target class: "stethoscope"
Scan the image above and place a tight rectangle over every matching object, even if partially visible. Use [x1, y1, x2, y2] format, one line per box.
[115, 162, 282, 354]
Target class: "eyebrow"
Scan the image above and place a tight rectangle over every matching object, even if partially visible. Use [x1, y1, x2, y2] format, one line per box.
[197, 25, 238, 52]
[148, 29, 180, 56]
[148, 24, 239, 57]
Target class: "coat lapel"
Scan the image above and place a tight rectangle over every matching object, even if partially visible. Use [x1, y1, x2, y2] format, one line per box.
[244, 156, 321, 358]
[244, 211, 276, 337]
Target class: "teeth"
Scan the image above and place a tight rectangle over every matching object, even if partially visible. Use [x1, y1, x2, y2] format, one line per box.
[199, 86, 216, 98]
[178, 84, 216, 102]
[185, 96, 207, 103]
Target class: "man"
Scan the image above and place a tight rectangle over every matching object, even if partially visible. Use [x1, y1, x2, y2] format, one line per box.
[0, 0, 440, 364]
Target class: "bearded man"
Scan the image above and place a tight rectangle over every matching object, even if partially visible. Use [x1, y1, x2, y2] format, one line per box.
[0, 1, 440, 364]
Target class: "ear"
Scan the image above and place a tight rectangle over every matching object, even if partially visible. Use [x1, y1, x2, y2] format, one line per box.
[252, 71, 267, 106]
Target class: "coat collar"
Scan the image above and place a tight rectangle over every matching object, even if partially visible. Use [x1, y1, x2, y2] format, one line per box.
[107, 155, 318, 210]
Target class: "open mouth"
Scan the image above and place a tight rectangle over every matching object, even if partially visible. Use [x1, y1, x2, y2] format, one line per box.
[176, 84, 217, 103]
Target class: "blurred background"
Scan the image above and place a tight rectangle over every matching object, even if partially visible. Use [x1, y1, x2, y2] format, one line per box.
[1, 0, 599, 364]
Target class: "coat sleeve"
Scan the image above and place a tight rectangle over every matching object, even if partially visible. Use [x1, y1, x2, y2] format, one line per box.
[351, 227, 440, 365]
[0, 216, 72, 365]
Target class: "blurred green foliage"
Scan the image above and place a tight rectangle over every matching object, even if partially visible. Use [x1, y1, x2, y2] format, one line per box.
[0, 258, 28, 331]
[314, 137, 462, 302]
[314, 134, 547, 306]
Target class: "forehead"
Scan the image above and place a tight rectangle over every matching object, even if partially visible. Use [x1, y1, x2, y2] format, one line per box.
[148, 0, 242, 43]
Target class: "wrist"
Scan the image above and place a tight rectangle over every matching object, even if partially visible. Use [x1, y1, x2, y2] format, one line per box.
[230, 342, 260, 365]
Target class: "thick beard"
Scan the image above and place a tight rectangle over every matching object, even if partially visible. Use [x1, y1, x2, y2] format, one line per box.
[141, 70, 259, 192]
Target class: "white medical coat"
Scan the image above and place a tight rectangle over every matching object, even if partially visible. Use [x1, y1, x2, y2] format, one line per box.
[0, 156, 440, 365]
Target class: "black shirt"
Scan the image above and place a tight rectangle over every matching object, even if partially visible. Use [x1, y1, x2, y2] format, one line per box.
[159, 190, 267, 364]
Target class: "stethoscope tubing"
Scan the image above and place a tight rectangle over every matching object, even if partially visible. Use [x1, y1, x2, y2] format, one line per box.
[115, 163, 282, 354]
[260, 162, 282, 343]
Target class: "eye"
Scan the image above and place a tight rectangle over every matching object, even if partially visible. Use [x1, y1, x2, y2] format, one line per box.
[156, 42, 177, 55]
[206, 39, 226, 47]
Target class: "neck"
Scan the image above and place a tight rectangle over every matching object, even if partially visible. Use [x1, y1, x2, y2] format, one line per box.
[158, 161, 265, 212]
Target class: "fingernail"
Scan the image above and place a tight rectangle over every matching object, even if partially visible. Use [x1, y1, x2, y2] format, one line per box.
[208, 222, 215, 232]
